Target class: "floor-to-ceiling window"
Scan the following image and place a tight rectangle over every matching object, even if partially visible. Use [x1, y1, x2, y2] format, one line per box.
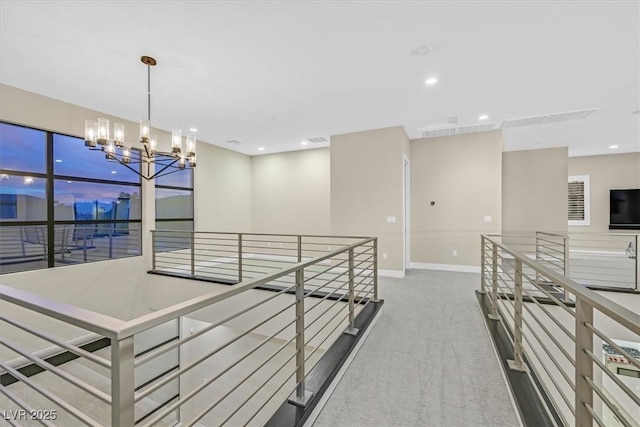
[0, 122, 143, 273]
[155, 167, 194, 232]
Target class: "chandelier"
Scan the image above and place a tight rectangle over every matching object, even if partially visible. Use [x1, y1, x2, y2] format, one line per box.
[84, 56, 196, 180]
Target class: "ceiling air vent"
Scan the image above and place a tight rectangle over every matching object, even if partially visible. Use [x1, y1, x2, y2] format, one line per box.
[419, 122, 499, 139]
[226, 140, 241, 144]
[308, 137, 328, 143]
[501, 108, 598, 128]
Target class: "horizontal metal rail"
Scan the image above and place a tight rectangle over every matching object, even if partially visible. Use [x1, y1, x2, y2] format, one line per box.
[1, 231, 378, 426]
[482, 233, 640, 427]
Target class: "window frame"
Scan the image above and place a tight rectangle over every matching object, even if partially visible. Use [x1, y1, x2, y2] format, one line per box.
[568, 175, 590, 226]
[0, 121, 144, 272]
[155, 170, 194, 232]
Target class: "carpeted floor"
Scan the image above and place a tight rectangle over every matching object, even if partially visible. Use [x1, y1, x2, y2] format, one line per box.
[312, 269, 521, 427]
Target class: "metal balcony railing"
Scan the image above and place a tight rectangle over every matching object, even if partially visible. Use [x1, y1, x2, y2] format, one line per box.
[0, 232, 378, 426]
[481, 234, 640, 427]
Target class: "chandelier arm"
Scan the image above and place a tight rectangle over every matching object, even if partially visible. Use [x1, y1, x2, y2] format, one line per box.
[105, 154, 152, 181]
[151, 164, 190, 180]
[149, 157, 181, 180]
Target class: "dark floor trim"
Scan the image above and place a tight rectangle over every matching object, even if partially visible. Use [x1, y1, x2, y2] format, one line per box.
[147, 269, 238, 285]
[476, 291, 562, 427]
[134, 336, 179, 358]
[135, 393, 179, 425]
[0, 337, 111, 386]
[147, 270, 370, 304]
[255, 283, 370, 305]
[264, 299, 384, 427]
[135, 365, 179, 392]
[585, 285, 640, 294]
[499, 292, 576, 308]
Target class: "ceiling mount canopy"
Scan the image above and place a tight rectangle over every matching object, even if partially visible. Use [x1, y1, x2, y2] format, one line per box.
[83, 55, 196, 181]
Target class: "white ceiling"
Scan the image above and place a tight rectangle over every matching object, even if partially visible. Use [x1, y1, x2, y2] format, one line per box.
[1, 1, 638, 157]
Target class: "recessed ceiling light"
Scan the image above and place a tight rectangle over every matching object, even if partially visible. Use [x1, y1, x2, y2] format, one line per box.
[67, 181, 72, 184]
[301, 141, 308, 146]
[609, 144, 619, 149]
[425, 77, 438, 85]
[258, 147, 265, 151]
[55, 159, 62, 163]
[189, 128, 198, 132]
[478, 115, 489, 120]
[111, 171, 117, 174]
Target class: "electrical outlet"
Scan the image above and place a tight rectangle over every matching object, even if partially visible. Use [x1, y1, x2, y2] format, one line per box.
[382, 253, 388, 260]
[452, 249, 458, 257]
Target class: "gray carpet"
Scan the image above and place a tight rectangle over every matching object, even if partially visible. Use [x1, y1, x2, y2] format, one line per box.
[312, 269, 520, 427]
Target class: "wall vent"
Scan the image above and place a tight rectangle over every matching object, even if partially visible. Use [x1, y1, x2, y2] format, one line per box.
[501, 108, 598, 128]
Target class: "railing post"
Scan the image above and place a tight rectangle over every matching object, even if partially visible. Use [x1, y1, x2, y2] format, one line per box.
[288, 267, 312, 407]
[190, 231, 195, 277]
[111, 336, 135, 427]
[297, 235, 302, 262]
[373, 238, 379, 302]
[151, 230, 156, 271]
[237, 233, 243, 283]
[635, 234, 639, 292]
[535, 232, 541, 286]
[575, 298, 594, 427]
[481, 235, 486, 293]
[345, 248, 359, 336]
[508, 259, 527, 372]
[563, 236, 571, 302]
[488, 242, 500, 320]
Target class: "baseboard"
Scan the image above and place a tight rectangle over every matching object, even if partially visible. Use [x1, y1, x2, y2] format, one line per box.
[377, 269, 405, 278]
[409, 262, 480, 273]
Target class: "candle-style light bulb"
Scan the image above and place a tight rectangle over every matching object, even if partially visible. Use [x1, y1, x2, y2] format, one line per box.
[85, 120, 97, 147]
[140, 119, 150, 143]
[114, 123, 125, 147]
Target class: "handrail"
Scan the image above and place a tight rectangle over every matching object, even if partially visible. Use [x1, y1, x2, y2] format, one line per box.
[0, 285, 127, 339]
[152, 229, 374, 240]
[485, 236, 640, 333]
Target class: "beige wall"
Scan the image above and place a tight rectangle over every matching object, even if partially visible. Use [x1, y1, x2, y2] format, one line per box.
[410, 131, 503, 267]
[330, 126, 408, 273]
[251, 148, 330, 234]
[502, 147, 568, 235]
[568, 153, 640, 232]
[195, 142, 252, 232]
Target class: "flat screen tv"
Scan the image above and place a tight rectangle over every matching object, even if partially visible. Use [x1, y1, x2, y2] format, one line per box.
[610, 189, 640, 230]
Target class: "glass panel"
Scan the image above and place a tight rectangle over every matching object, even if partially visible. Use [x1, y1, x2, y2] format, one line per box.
[54, 180, 141, 221]
[0, 123, 46, 173]
[156, 167, 192, 188]
[0, 174, 47, 221]
[53, 134, 141, 183]
[155, 188, 193, 219]
[0, 225, 48, 274]
[53, 222, 141, 267]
